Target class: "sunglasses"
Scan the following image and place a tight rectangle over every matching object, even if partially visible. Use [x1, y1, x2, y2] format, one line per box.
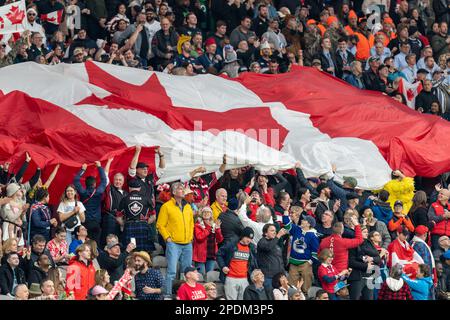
[28, 13, 36, 16]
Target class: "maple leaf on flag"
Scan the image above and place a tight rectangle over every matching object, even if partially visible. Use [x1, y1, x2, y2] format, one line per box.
[75, 61, 289, 148]
[5, 5, 25, 25]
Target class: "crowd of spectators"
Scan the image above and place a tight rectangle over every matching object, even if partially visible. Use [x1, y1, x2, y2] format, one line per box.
[0, 0, 448, 114]
[0, 146, 449, 301]
[0, 0, 449, 301]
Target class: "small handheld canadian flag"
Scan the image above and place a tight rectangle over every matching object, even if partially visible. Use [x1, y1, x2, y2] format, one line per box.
[40, 9, 63, 25]
[0, 0, 27, 35]
[397, 77, 423, 110]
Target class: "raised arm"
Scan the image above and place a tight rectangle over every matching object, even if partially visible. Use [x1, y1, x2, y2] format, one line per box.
[43, 164, 60, 188]
[96, 161, 108, 194]
[73, 164, 87, 195]
[14, 152, 31, 182]
[130, 145, 141, 171]
[155, 147, 165, 169]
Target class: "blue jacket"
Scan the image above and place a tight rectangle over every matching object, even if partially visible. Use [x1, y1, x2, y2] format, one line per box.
[29, 202, 52, 242]
[401, 275, 433, 300]
[283, 215, 319, 265]
[363, 198, 393, 226]
[327, 178, 354, 211]
[74, 166, 107, 223]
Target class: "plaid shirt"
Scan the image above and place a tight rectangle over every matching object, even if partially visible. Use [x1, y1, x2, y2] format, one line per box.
[378, 281, 413, 300]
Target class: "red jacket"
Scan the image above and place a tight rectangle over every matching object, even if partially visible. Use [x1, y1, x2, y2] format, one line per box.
[193, 222, 224, 263]
[65, 256, 96, 300]
[430, 201, 450, 236]
[319, 225, 364, 273]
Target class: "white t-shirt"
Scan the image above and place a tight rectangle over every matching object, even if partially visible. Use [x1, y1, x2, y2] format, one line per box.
[57, 201, 86, 230]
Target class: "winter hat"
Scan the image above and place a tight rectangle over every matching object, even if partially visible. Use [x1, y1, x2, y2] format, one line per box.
[415, 225, 428, 236]
[348, 10, 357, 19]
[205, 37, 216, 47]
[240, 226, 254, 240]
[6, 183, 20, 197]
[260, 41, 271, 50]
[346, 192, 359, 201]
[228, 197, 239, 211]
[326, 16, 338, 26]
[383, 17, 394, 25]
[307, 19, 317, 25]
[304, 215, 316, 228]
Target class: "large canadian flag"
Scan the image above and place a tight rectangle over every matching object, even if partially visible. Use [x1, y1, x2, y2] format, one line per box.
[40, 9, 63, 25]
[0, 62, 450, 203]
[0, 0, 27, 35]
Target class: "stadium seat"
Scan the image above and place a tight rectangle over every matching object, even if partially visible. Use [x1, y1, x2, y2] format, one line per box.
[206, 270, 220, 283]
[307, 286, 322, 299]
[152, 255, 168, 268]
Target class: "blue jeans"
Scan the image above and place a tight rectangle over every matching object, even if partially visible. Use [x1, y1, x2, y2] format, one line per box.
[165, 242, 193, 296]
[195, 260, 216, 276]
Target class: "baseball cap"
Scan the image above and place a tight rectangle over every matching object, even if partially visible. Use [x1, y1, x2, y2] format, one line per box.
[136, 162, 148, 169]
[394, 200, 403, 207]
[304, 215, 316, 228]
[415, 225, 429, 235]
[312, 59, 322, 66]
[417, 68, 429, 75]
[368, 56, 380, 63]
[91, 285, 109, 296]
[343, 176, 358, 188]
[334, 281, 349, 293]
[106, 240, 121, 250]
[184, 266, 197, 274]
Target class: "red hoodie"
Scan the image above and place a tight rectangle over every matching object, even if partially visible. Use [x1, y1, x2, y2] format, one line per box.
[319, 225, 364, 272]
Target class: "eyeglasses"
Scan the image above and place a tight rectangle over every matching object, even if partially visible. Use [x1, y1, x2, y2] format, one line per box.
[28, 13, 36, 16]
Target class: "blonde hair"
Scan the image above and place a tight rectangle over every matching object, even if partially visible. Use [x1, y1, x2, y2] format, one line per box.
[343, 209, 358, 225]
[204, 282, 216, 291]
[2, 238, 18, 256]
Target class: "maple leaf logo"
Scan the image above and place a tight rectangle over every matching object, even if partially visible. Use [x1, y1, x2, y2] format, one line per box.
[5, 5, 25, 25]
[75, 61, 288, 148]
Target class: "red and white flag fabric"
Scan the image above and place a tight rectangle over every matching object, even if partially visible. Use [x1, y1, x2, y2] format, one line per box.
[0, 0, 27, 35]
[397, 78, 423, 109]
[1, 62, 450, 203]
[40, 9, 63, 25]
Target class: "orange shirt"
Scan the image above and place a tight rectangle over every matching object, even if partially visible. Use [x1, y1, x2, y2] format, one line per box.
[354, 32, 370, 61]
[227, 243, 250, 278]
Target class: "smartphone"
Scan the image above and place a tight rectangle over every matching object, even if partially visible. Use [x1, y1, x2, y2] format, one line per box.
[130, 238, 136, 246]
[310, 202, 317, 208]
